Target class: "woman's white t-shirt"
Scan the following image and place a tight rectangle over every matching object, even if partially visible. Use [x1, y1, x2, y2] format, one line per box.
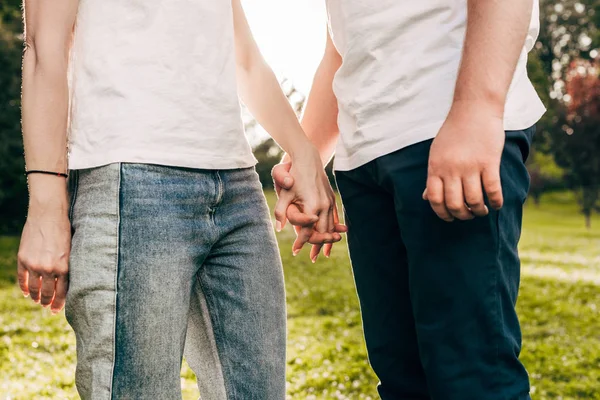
[67, 0, 257, 170]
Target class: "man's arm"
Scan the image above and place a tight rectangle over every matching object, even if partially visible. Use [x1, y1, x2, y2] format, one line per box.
[272, 28, 344, 261]
[298, 29, 342, 165]
[425, 0, 533, 221]
[18, 0, 79, 313]
[232, 0, 339, 246]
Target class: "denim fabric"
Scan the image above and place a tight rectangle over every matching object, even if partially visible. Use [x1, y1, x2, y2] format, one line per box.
[66, 164, 286, 400]
[335, 128, 535, 400]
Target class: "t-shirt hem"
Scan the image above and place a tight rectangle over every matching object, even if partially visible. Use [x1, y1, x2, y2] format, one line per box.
[68, 150, 258, 171]
[333, 124, 439, 171]
[333, 107, 546, 172]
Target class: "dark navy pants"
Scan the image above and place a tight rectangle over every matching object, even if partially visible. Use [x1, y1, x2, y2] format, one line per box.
[335, 127, 534, 400]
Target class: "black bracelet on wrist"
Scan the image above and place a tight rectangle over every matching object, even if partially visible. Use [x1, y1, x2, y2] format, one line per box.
[26, 170, 69, 178]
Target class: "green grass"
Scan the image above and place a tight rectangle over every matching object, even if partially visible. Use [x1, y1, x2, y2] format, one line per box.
[1, 191, 599, 399]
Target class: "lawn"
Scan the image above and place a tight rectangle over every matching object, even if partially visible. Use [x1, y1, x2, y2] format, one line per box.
[0, 191, 599, 399]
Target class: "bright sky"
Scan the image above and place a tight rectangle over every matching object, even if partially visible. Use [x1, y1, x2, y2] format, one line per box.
[242, 0, 327, 96]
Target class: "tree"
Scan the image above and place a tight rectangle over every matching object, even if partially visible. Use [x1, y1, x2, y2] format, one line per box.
[0, 4, 27, 234]
[550, 60, 600, 228]
[527, 1, 599, 204]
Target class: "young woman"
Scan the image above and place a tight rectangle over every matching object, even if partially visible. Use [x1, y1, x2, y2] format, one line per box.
[17, 0, 340, 398]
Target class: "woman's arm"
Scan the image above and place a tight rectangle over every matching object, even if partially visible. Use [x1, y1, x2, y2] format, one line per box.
[18, 0, 79, 313]
[231, 0, 339, 249]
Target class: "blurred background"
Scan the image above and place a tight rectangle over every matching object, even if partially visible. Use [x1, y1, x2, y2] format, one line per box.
[0, 0, 599, 399]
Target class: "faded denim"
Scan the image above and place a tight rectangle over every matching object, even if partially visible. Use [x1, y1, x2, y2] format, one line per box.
[66, 163, 286, 400]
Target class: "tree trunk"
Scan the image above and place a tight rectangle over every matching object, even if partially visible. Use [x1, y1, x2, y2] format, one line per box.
[585, 213, 591, 229]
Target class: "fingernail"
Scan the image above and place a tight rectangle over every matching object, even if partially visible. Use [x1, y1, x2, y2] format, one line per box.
[293, 250, 299, 256]
[283, 177, 292, 186]
[311, 256, 317, 263]
[275, 221, 282, 232]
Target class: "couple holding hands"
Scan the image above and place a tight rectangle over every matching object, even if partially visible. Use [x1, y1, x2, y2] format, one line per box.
[18, 0, 544, 399]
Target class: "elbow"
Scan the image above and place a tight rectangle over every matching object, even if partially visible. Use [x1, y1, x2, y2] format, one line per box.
[23, 33, 70, 75]
[235, 45, 271, 80]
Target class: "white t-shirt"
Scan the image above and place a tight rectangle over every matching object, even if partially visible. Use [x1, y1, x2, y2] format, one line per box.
[67, 0, 257, 170]
[326, 0, 546, 171]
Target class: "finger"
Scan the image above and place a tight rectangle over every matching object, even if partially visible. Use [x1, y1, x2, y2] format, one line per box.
[287, 203, 319, 227]
[40, 275, 56, 307]
[310, 244, 323, 263]
[323, 243, 333, 258]
[444, 178, 474, 220]
[272, 163, 294, 194]
[307, 231, 341, 245]
[51, 275, 69, 314]
[463, 175, 488, 217]
[314, 197, 333, 234]
[28, 271, 42, 303]
[292, 226, 313, 255]
[332, 203, 348, 233]
[482, 167, 504, 210]
[17, 260, 30, 297]
[335, 224, 348, 233]
[274, 192, 293, 232]
[426, 176, 453, 222]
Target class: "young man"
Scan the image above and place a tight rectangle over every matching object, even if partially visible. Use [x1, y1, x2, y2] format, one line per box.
[18, 0, 342, 398]
[274, 0, 545, 399]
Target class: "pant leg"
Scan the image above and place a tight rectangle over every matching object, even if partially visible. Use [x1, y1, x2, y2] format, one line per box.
[376, 128, 534, 400]
[67, 163, 218, 399]
[335, 166, 430, 400]
[184, 168, 287, 400]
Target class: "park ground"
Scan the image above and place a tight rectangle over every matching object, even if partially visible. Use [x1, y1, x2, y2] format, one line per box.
[0, 191, 599, 399]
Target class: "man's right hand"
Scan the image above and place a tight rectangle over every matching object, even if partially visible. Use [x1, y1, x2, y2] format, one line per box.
[18, 177, 71, 314]
[272, 162, 347, 262]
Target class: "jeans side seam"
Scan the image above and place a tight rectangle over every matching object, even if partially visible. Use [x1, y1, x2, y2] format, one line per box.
[198, 272, 237, 399]
[193, 274, 229, 398]
[109, 163, 123, 399]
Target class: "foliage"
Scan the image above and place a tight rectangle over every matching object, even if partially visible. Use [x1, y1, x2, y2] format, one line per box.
[1, 192, 599, 399]
[527, 0, 599, 211]
[537, 0, 599, 96]
[550, 60, 600, 227]
[0, 5, 27, 234]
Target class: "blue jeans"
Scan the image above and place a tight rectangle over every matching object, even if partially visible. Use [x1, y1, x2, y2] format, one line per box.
[335, 128, 535, 400]
[66, 164, 286, 399]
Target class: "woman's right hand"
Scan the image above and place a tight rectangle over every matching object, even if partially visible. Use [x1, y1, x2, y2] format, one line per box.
[273, 147, 347, 260]
[17, 177, 71, 314]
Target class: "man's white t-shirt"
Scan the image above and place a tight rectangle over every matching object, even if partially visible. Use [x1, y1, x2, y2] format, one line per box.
[67, 0, 257, 170]
[326, 0, 546, 171]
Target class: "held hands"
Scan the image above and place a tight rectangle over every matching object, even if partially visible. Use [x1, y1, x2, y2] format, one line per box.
[272, 153, 347, 262]
[424, 102, 505, 221]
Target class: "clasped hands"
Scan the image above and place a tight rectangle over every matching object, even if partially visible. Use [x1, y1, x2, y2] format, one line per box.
[272, 160, 347, 263]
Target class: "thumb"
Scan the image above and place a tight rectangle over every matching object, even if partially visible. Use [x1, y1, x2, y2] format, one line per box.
[272, 163, 294, 192]
[287, 203, 319, 227]
[274, 191, 293, 232]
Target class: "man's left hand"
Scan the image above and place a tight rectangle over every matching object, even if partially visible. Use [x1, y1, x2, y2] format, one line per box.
[424, 102, 506, 221]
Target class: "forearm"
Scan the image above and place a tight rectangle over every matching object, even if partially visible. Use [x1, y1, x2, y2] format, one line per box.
[283, 30, 342, 165]
[453, 0, 533, 114]
[237, 61, 315, 159]
[298, 55, 341, 165]
[22, 42, 70, 214]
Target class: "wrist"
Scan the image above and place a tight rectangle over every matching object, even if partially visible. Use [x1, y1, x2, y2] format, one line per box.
[287, 140, 320, 164]
[27, 174, 69, 218]
[449, 97, 505, 121]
